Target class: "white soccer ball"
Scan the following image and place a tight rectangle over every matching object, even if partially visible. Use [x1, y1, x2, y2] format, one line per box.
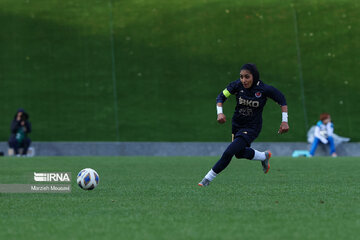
[77, 168, 99, 190]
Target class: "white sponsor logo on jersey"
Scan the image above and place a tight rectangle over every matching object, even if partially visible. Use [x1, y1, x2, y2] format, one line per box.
[239, 97, 259, 107]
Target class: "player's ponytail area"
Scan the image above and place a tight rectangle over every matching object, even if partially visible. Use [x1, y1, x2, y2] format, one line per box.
[1, 156, 359, 240]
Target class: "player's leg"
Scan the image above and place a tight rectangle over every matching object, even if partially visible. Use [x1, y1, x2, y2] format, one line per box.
[212, 137, 248, 173]
[328, 136, 337, 157]
[233, 133, 256, 159]
[232, 133, 245, 159]
[233, 129, 264, 161]
[198, 137, 248, 186]
[236, 147, 271, 173]
[309, 138, 320, 156]
[233, 127, 270, 173]
[235, 147, 254, 159]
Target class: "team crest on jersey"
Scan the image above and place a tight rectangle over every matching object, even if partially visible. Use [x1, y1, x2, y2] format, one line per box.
[255, 92, 262, 98]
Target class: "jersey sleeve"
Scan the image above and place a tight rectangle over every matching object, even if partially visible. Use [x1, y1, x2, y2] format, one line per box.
[216, 80, 240, 103]
[264, 84, 287, 106]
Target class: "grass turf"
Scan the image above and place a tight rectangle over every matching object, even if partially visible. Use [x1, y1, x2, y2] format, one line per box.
[1, 156, 360, 239]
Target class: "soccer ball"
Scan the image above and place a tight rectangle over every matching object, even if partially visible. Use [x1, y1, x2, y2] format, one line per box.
[77, 168, 99, 190]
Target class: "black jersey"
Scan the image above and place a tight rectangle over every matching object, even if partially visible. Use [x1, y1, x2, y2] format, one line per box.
[217, 79, 287, 134]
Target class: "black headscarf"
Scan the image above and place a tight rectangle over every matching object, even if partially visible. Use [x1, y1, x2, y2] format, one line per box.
[240, 63, 260, 86]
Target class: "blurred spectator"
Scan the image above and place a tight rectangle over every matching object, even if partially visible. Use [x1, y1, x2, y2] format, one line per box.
[8, 109, 32, 156]
[309, 113, 339, 157]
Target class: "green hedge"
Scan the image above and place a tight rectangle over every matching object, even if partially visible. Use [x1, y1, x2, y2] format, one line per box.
[0, 0, 358, 141]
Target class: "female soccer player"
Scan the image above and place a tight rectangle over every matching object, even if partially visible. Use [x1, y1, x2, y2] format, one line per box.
[198, 63, 289, 187]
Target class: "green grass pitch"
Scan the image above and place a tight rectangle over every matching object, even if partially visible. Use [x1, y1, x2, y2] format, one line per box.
[1, 156, 360, 239]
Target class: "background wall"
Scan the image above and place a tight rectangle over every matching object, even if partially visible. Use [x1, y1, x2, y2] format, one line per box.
[0, 0, 358, 142]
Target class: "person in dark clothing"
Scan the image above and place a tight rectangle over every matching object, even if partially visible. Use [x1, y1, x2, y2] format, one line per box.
[8, 109, 32, 156]
[198, 63, 289, 187]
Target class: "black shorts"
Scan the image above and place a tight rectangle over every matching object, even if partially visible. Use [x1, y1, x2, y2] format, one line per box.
[232, 126, 259, 146]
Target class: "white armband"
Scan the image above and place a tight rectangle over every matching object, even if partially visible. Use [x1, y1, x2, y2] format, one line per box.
[216, 106, 223, 115]
[282, 112, 288, 122]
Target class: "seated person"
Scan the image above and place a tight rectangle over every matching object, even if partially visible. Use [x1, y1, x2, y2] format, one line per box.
[8, 109, 32, 156]
[309, 113, 337, 157]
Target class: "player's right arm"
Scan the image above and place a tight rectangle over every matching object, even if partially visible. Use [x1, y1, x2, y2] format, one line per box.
[216, 102, 226, 124]
[216, 81, 239, 124]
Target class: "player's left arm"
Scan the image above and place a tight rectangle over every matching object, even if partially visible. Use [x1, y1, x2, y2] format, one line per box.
[278, 105, 289, 134]
[265, 85, 289, 134]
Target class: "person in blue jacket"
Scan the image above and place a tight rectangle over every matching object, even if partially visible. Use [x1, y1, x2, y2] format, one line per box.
[309, 113, 337, 157]
[198, 63, 289, 187]
[8, 109, 32, 156]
